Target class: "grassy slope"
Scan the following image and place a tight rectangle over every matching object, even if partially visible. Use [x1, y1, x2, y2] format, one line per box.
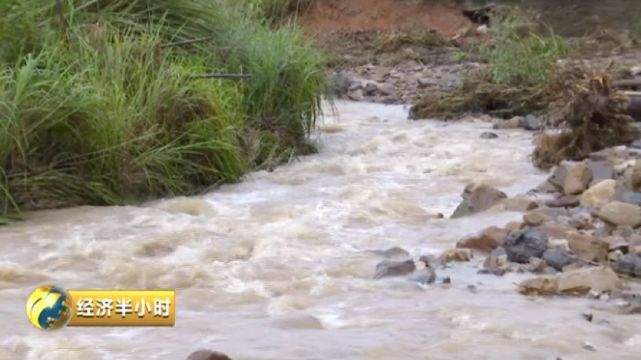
[0, 0, 326, 216]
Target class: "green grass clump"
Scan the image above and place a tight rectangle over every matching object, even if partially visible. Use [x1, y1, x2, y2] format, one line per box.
[480, 9, 569, 86]
[0, 0, 326, 215]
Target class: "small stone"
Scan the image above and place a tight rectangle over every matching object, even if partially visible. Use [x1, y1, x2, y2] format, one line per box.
[582, 313, 594, 322]
[597, 201, 641, 227]
[441, 276, 452, 284]
[543, 248, 578, 271]
[467, 284, 478, 293]
[374, 260, 416, 279]
[410, 267, 437, 285]
[494, 116, 522, 129]
[457, 226, 508, 252]
[451, 183, 507, 218]
[582, 342, 596, 352]
[482, 247, 508, 272]
[347, 89, 364, 101]
[504, 228, 549, 263]
[580, 180, 618, 209]
[186, 350, 232, 360]
[440, 248, 473, 263]
[567, 232, 609, 263]
[480, 131, 499, 139]
[520, 114, 543, 130]
[363, 82, 378, 96]
[545, 195, 580, 208]
[612, 253, 641, 277]
[586, 160, 614, 184]
[376, 247, 410, 259]
[523, 210, 549, 226]
[549, 161, 592, 195]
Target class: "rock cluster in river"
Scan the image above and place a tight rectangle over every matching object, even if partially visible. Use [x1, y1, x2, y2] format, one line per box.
[450, 144, 641, 301]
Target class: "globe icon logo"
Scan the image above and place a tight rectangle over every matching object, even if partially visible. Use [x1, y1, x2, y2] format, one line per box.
[26, 285, 71, 330]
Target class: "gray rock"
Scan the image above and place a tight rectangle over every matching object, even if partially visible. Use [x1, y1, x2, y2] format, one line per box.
[186, 350, 232, 360]
[377, 82, 396, 96]
[520, 114, 543, 131]
[410, 268, 436, 285]
[504, 228, 549, 263]
[543, 248, 578, 271]
[613, 253, 641, 277]
[480, 131, 499, 139]
[586, 160, 614, 183]
[364, 82, 378, 96]
[451, 183, 507, 218]
[618, 190, 641, 206]
[374, 259, 416, 279]
[545, 195, 580, 208]
[375, 246, 410, 259]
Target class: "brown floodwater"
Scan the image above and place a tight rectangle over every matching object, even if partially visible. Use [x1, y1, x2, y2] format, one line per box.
[1, 102, 640, 359]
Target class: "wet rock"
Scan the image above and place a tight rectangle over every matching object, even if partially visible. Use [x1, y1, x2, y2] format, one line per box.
[518, 266, 622, 295]
[597, 201, 641, 227]
[586, 160, 614, 184]
[580, 180, 618, 209]
[500, 197, 539, 212]
[617, 190, 641, 206]
[557, 266, 622, 295]
[543, 248, 578, 271]
[623, 160, 641, 191]
[545, 195, 580, 208]
[347, 88, 364, 101]
[567, 232, 609, 263]
[374, 246, 410, 259]
[451, 183, 507, 218]
[482, 247, 508, 272]
[549, 161, 592, 195]
[418, 254, 438, 268]
[410, 267, 436, 285]
[480, 131, 499, 139]
[520, 114, 543, 131]
[440, 248, 472, 263]
[582, 313, 594, 322]
[612, 253, 641, 277]
[457, 226, 508, 252]
[377, 82, 396, 96]
[523, 210, 550, 227]
[504, 228, 549, 263]
[494, 116, 522, 129]
[363, 82, 378, 96]
[186, 350, 232, 360]
[374, 259, 416, 279]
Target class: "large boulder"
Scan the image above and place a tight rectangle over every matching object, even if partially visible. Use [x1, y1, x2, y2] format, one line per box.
[567, 232, 609, 263]
[504, 228, 549, 263]
[451, 183, 507, 218]
[186, 350, 232, 360]
[456, 226, 508, 252]
[580, 179, 618, 209]
[597, 201, 641, 227]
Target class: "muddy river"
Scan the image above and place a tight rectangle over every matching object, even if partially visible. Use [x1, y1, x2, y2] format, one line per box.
[1, 102, 640, 359]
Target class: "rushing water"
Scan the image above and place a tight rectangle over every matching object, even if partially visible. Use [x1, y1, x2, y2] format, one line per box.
[1, 101, 640, 359]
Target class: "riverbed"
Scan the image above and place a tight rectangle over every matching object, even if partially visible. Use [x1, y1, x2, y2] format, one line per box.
[1, 101, 639, 359]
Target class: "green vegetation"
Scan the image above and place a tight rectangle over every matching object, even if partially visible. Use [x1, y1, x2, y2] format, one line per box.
[0, 0, 326, 216]
[411, 7, 568, 120]
[479, 10, 569, 86]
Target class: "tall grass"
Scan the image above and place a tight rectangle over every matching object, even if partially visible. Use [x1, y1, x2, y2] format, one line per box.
[0, 0, 326, 215]
[479, 9, 569, 86]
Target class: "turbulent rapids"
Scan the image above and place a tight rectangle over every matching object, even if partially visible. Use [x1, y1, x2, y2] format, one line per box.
[1, 102, 641, 359]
